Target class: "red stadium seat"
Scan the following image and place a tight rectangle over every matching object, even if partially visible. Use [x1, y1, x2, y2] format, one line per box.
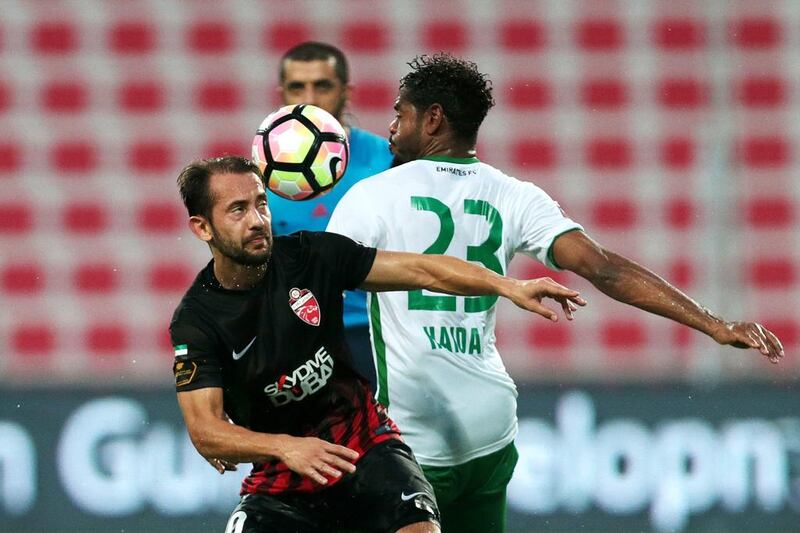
[729, 17, 781, 49]
[590, 199, 638, 229]
[664, 197, 698, 230]
[263, 21, 312, 51]
[576, 18, 624, 51]
[11, 323, 56, 357]
[512, 138, 558, 170]
[194, 80, 243, 111]
[157, 327, 174, 354]
[149, 262, 194, 293]
[672, 324, 693, 348]
[744, 197, 794, 229]
[0, 81, 11, 112]
[85, 323, 129, 354]
[137, 201, 183, 233]
[73, 263, 119, 293]
[657, 78, 708, 109]
[747, 258, 796, 288]
[498, 19, 547, 51]
[0, 142, 22, 174]
[128, 140, 175, 174]
[341, 21, 390, 52]
[667, 258, 695, 288]
[62, 203, 108, 234]
[652, 18, 706, 50]
[526, 322, 572, 349]
[520, 260, 569, 285]
[30, 21, 78, 54]
[118, 80, 166, 113]
[762, 320, 798, 349]
[580, 78, 629, 109]
[2, 263, 45, 294]
[505, 79, 552, 110]
[108, 20, 157, 55]
[40, 80, 89, 113]
[203, 138, 248, 158]
[601, 319, 646, 349]
[186, 21, 233, 54]
[351, 80, 394, 110]
[585, 137, 632, 170]
[736, 76, 786, 108]
[421, 21, 469, 52]
[0, 202, 33, 234]
[739, 135, 790, 169]
[51, 141, 99, 174]
[660, 136, 696, 170]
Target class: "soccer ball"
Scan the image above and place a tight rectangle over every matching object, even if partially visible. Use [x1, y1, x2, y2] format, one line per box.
[252, 104, 349, 201]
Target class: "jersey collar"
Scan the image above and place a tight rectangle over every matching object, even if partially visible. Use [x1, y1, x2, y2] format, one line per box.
[421, 155, 480, 164]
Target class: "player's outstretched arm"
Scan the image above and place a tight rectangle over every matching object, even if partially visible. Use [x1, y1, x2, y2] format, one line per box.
[177, 387, 359, 484]
[361, 250, 586, 322]
[551, 230, 784, 363]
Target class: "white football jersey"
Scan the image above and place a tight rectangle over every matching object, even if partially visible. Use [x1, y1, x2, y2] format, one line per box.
[327, 156, 582, 466]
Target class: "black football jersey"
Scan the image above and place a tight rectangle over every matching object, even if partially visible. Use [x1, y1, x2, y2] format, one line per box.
[170, 231, 400, 494]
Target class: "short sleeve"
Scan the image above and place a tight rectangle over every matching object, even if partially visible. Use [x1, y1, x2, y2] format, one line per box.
[309, 231, 378, 290]
[513, 181, 583, 270]
[169, 320, 224, 392]
[327, 182, 382, 247]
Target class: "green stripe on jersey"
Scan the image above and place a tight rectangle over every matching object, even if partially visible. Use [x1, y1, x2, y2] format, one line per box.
[174, 344, 188, 356]
[369, 293, 389, 407]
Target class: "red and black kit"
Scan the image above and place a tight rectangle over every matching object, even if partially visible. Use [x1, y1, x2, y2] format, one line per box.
[170, 231, 401, 495]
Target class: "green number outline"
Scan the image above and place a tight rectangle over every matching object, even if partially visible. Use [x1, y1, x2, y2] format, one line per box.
[408, 196, 504, 313]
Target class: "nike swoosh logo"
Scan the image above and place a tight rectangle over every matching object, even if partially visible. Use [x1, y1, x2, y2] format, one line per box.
[232, 337, 256, 360]
[400, 491, 428, 502]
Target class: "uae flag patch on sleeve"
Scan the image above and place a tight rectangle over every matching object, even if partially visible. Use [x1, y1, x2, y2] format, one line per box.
[174, 344, 188, 357]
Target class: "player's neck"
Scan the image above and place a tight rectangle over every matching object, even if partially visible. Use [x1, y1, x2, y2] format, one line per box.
[212, 254, 268, 290]
[422, 138, 476, 159]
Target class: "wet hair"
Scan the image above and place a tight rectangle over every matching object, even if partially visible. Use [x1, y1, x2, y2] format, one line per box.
[399, 53, 495, 143]
[279, 41, 349, 85]
[177, 156, 264, 218]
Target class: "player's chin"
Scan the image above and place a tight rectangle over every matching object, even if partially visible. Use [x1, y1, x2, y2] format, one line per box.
[240, 246, 271, 266]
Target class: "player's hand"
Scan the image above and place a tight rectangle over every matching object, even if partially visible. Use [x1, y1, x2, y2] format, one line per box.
[711, 321, 784, 364]
[205, 456, 238, 474]
[279, 436, 359, 485]
[511, 277, 587, 321]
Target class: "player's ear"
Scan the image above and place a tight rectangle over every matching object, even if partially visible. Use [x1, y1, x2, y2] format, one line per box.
[188, 215, 213, 243]
[423, 103, 444, 135]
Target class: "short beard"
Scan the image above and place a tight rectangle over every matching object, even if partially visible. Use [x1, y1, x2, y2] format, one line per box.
[211, 230, 272, 267]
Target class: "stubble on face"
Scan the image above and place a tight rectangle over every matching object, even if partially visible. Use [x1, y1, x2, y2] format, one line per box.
[210, 223, 272, 267]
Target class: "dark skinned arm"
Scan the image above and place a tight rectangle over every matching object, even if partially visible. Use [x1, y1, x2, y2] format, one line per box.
[551, 230, 783, 363]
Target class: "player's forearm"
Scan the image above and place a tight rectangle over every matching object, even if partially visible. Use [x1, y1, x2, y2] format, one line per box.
[187, 417, 289, 464]
[364, 250, 515, 297]
[418, 253, 516, 297]
[586, 251, 725, 337]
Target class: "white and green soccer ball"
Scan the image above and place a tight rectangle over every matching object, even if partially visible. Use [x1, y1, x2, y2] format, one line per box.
[252, 104, 349, 201]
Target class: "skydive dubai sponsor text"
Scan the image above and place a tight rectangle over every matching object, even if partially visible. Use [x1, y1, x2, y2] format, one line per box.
[263, 346, 334, 406]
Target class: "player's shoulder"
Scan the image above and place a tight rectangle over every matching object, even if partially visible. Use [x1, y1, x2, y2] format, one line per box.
[170, 265, 212, 326]
[273, 230, 354, 258]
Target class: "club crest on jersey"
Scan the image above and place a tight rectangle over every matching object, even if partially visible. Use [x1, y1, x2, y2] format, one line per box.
[289, 287, 320, 326]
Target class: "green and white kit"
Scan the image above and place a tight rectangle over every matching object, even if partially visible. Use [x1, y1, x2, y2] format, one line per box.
[327, 156, 582, 467]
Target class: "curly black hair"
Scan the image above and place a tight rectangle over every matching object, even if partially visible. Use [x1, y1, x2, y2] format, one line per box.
[399, 53, 495, 143]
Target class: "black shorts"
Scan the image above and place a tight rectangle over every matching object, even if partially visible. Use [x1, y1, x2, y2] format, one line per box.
[224, 439, 439, 533]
